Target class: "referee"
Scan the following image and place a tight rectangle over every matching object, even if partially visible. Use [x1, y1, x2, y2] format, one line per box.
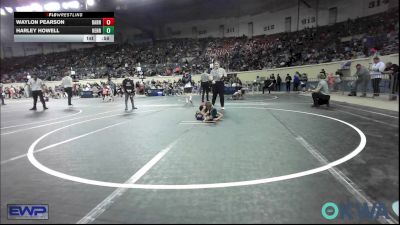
[200, 70, 211, 102]
[61, 72, 73, 106]
[28, 74, 48, 110]
[210, 61, 226, 110]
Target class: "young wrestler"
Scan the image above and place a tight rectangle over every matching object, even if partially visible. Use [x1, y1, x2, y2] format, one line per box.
[203, 101, 223, 122]
[182, 71, 193, 104]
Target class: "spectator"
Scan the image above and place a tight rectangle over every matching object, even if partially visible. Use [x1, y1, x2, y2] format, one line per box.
[91, 85, 99, 97]
[263, 77, 273, 94]
[0, 82, 5, 105]
[320, 69, 326, 76]
[255, 75, 261, 92]
[270, 74, 276, 91]
[370, 56, 386, 96]
[24, 82, 30, 98]
[383, 61, 399, 95]
[349, 64, 370, 97]
[285, 74, 292, 92]
[276, 74, 282, 91]
[293, 72, 300, 91]
[9, 86, 15, 99]
[300, 73, 308, 92]
[327, 73, 335, 91]
[335, 70, 344, 92]
[333, 71, 342, 92]
[0, 8, 398, 83]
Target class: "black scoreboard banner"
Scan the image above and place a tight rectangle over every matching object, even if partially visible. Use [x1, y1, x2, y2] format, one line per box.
[14, 12, 114, 42]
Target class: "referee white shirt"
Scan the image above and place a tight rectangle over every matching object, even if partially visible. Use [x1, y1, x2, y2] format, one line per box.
[28, 78, 44, 91]
[210, 68, 227, 82]
[370, 61, 385, 79]
[61, 75, 73, 88]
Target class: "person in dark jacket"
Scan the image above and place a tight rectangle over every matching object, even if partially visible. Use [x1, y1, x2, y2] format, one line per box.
[270, 74, 276, 91]
[383, 62, 399, 96]
[285, 74, 292, 92]
[293, 72, 300, 91]
[276, 74, 282, 91]
[263, 78, 273, 94]
[122, 74, 137, 110]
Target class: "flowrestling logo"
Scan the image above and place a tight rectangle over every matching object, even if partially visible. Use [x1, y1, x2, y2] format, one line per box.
[321, 201, 398, 221]
[7, 204, 49, 220]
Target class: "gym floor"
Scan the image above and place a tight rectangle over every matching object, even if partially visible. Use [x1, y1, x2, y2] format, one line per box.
[0, 93, 398, 224]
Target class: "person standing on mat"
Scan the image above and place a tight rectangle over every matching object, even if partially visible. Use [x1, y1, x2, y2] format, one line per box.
[276, 74, 282, 91]
[210, 61, 226, 110]
[200, 70, 211, 102]
[285, 74, 292, 92]
[348, 64, 370, 97]
[383, 62, 399, 96]
[61, 72, 73, 106]
[122, 74, 137, 110]
[370, 56, 385, 97]
[107, 76, 116, 101]
[0, 82, 5, 105]
[182, 71, 193, 104]
[28, 74, 48, 110]
[270, 74, 276, 91]
[293, 72, 300, 92]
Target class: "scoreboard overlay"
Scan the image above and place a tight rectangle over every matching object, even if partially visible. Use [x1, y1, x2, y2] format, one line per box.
[14, 12, 114, 43]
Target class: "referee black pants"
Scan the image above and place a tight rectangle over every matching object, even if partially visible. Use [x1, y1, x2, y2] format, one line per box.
[212, 81, 224, 107]
[64, 87, 73, 105]
[32, 90, 46, 109]
[201, 82, 210, 102]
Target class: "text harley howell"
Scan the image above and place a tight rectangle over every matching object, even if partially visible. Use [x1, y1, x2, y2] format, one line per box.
[15, 28, 61, 34]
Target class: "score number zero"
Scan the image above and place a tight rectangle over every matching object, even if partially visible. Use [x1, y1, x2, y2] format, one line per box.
[91, 18, 114, 26]
[92, 27, 113, 34]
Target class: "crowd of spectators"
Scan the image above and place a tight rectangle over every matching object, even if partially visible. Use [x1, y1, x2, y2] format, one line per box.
[0, 72, 248, 100]
[1, 8, 398, 84]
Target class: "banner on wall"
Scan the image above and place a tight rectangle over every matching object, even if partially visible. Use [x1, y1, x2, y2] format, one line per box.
[340, 61, 352, 70]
